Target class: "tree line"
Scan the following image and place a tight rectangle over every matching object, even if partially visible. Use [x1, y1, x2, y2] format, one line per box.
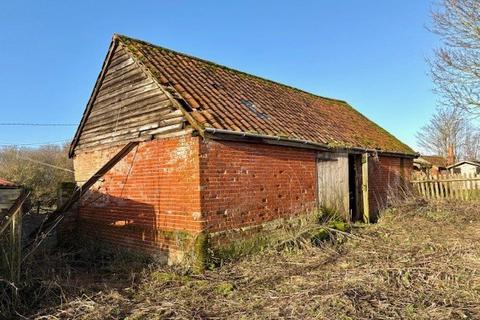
[417, 0, 480, 161]
[0, 144, 74, 209]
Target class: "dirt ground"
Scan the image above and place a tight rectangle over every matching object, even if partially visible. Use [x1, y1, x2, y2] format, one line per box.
[17, 200, 480, 319]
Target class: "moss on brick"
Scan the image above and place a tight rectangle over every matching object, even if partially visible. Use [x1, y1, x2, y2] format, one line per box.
[192, 232, 208, 273]
[206, 212, 319, 268]
[156, 230, 191, 242]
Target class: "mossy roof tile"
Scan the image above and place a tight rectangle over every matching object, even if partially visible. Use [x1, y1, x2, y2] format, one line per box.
[118, 35, 414, 155]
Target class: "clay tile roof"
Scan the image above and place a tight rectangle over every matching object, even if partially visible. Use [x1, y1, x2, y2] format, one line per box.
[0, 178, 16, 187]
[116, 35, 414, 155]
[421, 155, 448, 168]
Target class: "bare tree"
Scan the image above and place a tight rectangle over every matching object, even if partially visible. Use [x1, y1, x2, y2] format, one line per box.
[429, 0, 480, 115]
[416, 106, 479, 159]
[463, 127, 480, 160]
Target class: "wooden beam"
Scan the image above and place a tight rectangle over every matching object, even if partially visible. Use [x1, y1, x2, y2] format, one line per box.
[0, 190, 29, 237]
[205, 129, 417, 159]
[10, 203, 22, 283]
[362, 153, 370, 223]
[24, 141, 140, 249]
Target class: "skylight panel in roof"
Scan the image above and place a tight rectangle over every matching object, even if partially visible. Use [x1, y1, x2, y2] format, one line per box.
[240, 99, 269, 120]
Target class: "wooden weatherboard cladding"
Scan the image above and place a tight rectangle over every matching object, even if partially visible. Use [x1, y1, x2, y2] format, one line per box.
[0, 188, 21, 213]
[73, 42, 186, 154]
[316, 152, 349, 217]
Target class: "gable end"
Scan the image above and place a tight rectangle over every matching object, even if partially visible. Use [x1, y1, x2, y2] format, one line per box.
[69, 39, 188, 156]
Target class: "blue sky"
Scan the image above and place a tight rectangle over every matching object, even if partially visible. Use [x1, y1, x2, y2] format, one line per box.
[0, 1, 438, 150]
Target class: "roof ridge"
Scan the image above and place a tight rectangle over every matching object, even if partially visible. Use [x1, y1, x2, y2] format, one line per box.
[114, 34, 348, 105]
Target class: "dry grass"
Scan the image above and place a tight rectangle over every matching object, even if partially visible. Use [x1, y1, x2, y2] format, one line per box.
[12, 200, 480, 319]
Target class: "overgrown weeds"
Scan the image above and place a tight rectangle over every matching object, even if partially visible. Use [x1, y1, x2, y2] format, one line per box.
[0, 241, 150, 319]
[6, 199, 480, 319]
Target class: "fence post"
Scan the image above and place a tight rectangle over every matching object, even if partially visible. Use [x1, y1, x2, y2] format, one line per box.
[9, 207, 22, 284]
[433, 175, 439, 199]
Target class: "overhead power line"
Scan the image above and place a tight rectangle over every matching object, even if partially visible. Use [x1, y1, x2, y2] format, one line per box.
[17, 155, 74, 173]
[0, 139, 71, 147]
[0, 123, 76, 127]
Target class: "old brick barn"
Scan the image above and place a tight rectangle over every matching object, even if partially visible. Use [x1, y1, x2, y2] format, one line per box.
[69, 34, 415, 264]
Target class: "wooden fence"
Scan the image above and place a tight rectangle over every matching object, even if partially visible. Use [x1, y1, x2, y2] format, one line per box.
[411, 173, 480, 200]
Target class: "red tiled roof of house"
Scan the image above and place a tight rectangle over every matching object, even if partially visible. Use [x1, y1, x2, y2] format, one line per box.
[0, 178, 16, 187]
[421, 155, 448, 168]
[72, 34, 415, 156]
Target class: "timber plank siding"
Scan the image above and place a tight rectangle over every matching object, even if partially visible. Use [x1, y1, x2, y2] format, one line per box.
[316, 152, 349, 219]
[0, 188, 21, 213]
[75, 44, 186, 153]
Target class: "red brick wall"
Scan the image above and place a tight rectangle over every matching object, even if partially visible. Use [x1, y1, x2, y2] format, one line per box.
[73, 133, 202, 258]
[199, 140, 317, 233]
[368, 155, 412, 218]
[73, 134, 413, 258]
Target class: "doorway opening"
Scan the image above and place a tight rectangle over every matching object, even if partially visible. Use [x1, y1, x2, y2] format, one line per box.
[348, 154, 364, 222]
[316, 151, 369, 223]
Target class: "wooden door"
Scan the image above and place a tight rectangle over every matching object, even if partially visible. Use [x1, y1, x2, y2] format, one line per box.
[317, 152, 349, 219]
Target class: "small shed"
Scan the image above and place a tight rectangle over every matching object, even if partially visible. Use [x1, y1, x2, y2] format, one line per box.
[0, 178, 23, 281]
[447, 161, 480, 175]
[0, 179, 22, 216]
